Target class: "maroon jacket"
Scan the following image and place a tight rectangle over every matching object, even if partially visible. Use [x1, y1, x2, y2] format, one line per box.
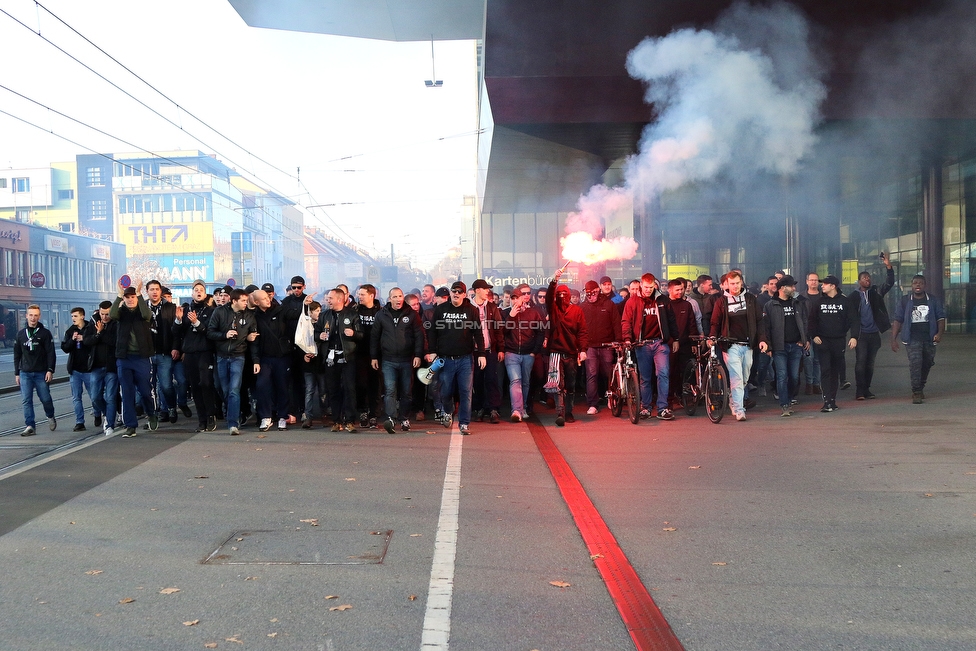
[621, 293, 677, 343]
[544, 280, 589, 355]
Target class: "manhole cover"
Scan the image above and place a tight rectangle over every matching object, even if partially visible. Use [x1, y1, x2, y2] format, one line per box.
[202, 529, 393, 565]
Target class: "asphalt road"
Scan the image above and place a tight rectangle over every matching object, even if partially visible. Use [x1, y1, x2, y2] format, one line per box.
[0, 337, 975, 650]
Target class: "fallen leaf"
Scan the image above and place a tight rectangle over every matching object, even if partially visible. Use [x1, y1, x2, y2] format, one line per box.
[590, 554, 604, 561]
[85, 570, 103, 575]
[256, 434, 266, 439]
[69, 521, 76, 525]
[924, 493, 934, 497]
[195, 476, 209, 479]
[231, 547, 239, 551]
[966, 472, 976, 475]
[244, 577, 258, 581]
[663, 527, 677, 532]
[267, 633, 277, 638]
[119, 597, 135, 604]
[204, 644, 217, 649]
[270, 618, 278, 622]
[325, 595, 339, 600]
[300, 519, 319, 526]
[712, 562, 727, 566]
[408, 595, 417, 601]
[254, 448, 262, 451]
[410, 533, 422, 537]
[329, 604, 353, 611]
[183, 619, 200, 626]
[403, 497, 412, 500]
[370, 531, 383, 535]
[549, 581, 571, 588]
[225, 636, 243, 644]
[236, 538, 244, 542]
[151, 508, 158, 511]
[160, 588, 181, 595]
[688, 466, 701, 470]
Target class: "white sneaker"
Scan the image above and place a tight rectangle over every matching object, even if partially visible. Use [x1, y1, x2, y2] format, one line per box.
[259, 418, 272, 431]
[735, 412, 746, 421]
[229, 426, 240, 436]
[510, 411, 522, 422]
[104, 426, 114, 437]
[277, 418, 287, 431]
[586, 406, 598, 415]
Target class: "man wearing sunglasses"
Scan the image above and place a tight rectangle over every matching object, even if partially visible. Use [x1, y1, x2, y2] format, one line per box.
[425, 281, 487, 435]
[281, 275, 309, 424]
[503, 283, 545, 422]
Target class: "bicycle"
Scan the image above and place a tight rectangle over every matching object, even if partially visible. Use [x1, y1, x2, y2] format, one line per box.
[681, 335, 732, 424]
[601, 341, 643, 424]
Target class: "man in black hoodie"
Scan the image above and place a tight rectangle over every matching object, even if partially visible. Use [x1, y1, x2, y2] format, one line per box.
[253, 288, 306, 431]
[61, 307, 97, 431]
[146, 279, 179, 423]
[15, 304, 57, 436]
[426, 281, 486, 434]
[90, 301, 119, 436]
[176, 280, 217, 432]
[111, 282, 158, 436]
[371, 287, 424, 433]
[807, 275, 859, 412]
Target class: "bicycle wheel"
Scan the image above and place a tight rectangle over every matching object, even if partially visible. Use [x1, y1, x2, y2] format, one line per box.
[626, 368, 640, 425]
[704, 362, 728, 424]
[608, 366, 623, 417]
[681, 359, 699, 416]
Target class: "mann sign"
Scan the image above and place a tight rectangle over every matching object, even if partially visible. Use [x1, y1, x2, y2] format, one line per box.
[157, 254, 214, 282]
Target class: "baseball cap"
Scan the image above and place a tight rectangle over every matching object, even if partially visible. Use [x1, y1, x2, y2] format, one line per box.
[290, 275, 305, 285]
[822, 275, 841, 287]
[584, 280, 599, 292]
[192, 279, 207, 290]
[471, 278, 492, 290]
[599, 276, 612, 284]
[776, 275, 797, 289]
[243, 284, 259, 294]
[450, 281, 466, 293]
[261, 282, 275, 294]
[123, 286, 137, 296]
[434, 287, 450, 298]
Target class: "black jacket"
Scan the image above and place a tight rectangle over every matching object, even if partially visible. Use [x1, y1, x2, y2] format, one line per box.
[61, 320, 97, 374]
[808, 292, 861, 340]
[92, 319, 118, 370]
[580, 294, 621, 346]
[760, 295, 809, 351]
[846, 267, 895, 334]
[255, 301, 302, 358]
[148, 299, 179, 356]
[502, 304, 545, 355]
[177, 297, 216, 354]
[710, 291, 760, 347]
[315, 305, 363, 360]
[207, 304, 260, 361]
[428, 298, 486, 358]
[111, 296, 155, 359]
[370, 304, 424, 362]
[14, 322, 56, 375]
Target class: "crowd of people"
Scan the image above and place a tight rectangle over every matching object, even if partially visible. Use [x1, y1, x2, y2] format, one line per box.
[12, 256, 946, 438]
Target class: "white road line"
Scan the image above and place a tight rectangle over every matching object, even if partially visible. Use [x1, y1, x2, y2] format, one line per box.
[0, 431, 113, 482]
[420, 429, 464, 650]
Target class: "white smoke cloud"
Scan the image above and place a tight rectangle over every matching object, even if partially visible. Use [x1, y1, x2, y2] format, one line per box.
[561, 3, 825, 265]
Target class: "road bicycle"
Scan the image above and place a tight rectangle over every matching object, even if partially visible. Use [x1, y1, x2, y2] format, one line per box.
[681, 335, 732, 424]
[602, 341, 643, 424]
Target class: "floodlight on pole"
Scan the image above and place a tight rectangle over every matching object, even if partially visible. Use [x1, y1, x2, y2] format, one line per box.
[425, 36, 443, 88]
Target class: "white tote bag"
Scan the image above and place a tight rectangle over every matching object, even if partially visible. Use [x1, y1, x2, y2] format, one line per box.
[295, 305, 318, 355]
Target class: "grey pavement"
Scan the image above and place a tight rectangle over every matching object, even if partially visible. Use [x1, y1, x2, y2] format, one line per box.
[0, 336, 974, 650]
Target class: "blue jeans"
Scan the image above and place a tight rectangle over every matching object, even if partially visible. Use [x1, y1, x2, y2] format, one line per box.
[773, 343, 804, 408]
[69, 370, 93, 425]
[585, 346, 614, 407]
[381, 360, 414, 421]
[117, 356, 155, 428]
[216, 355, 246, 428]
[151, 353, 176, 412]
[504, 352, 535, 416]
[439, 355, 473, 425]
[635, 339, 670, 411]
[20, 371, 55, 428]
[90, 367, 118, 428]
[723, 344, 753, 415]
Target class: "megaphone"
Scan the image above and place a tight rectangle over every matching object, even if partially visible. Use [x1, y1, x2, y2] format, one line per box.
[417, 356, 445, 385]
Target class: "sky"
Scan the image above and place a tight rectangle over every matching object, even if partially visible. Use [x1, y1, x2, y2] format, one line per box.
[0, 0, 479, 270]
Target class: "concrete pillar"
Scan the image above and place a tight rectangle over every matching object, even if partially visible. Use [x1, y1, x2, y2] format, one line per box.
[922, 159, 944, 297]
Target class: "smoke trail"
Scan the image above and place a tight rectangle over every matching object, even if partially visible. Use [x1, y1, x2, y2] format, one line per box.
[561, 3, 825, 265]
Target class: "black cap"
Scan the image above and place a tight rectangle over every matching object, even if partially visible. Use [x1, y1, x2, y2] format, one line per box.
[472, 278, 492, 290]
[435, 287, 450, 297]
[776, 275, 797, 289]
[599, 276, 612, 284]
[261, 282, 275, 294]
[290, 275, 305, 285]
[822, 275, 841, 287]
[243, 284, 259, 294]
[450, 281, 466, 293]
[123, 286, 137, 296]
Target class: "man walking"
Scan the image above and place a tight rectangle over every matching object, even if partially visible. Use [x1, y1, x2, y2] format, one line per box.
[545, 270, 589, 426]
[807, 275, 858, 412]
[470, 278, 504, 423]
[891, 274, 946, 403]
[426, 281, 486, 434]
[622, 273, 676, 421]
[503, 283, 545, 421]
[355, 284, 382, 428]
[61, 307, 96, 431]
[90, 301, 119, 436]
[111, 282, 158, 437]
[579, 279, 620, 414]
[207, 288, 260, 435]
[759, 275, 809, 417]
[317, 287, 363, 432]
[177, 281, 218, 433]
[850, 253, 895, 399]
[146, 279, 179, 423]
[15, 305, 57, 436]
[252, 288, 304, 431]
[710, 271, 759, 421]
[371, 287, 424, 433]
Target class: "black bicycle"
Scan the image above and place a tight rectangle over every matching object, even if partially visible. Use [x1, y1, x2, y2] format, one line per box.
[681, 335, 732, 424]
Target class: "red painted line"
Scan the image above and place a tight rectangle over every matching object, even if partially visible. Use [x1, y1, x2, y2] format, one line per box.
[528, 420, 685, 651]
